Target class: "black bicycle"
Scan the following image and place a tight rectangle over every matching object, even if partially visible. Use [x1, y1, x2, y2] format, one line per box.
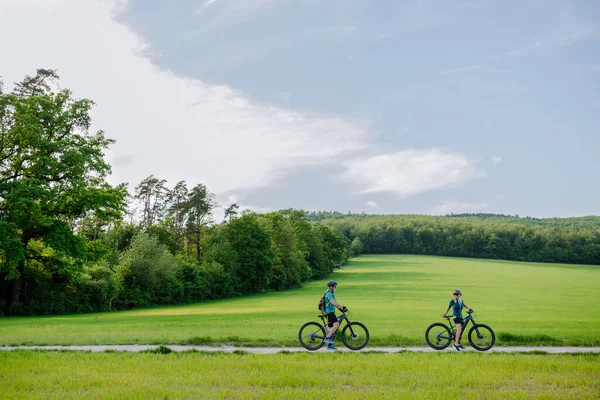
[425, 310, 495, 351]
[298, 308, 369, 351]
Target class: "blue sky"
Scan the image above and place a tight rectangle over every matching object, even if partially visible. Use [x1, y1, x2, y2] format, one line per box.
[2, 0, 599, 218]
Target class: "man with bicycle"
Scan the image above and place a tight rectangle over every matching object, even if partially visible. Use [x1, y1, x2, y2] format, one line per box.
[323, 280, 347, 350]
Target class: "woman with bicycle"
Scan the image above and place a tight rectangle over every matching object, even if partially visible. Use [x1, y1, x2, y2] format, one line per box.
[443, 289, 472, 351]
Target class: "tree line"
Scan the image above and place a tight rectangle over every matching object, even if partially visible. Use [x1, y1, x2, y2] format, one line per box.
[0, 70, 348, 316]
[321, 214, 600, 265]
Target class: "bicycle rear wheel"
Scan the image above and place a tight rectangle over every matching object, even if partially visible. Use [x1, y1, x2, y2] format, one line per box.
[425, 323, 452, 350]
[298, 321, 326, 351]
[468, 324, 495, 351]
[341, 322, 369, 350]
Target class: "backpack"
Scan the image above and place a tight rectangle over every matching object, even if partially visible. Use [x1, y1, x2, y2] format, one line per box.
[318, 290, 330, 313]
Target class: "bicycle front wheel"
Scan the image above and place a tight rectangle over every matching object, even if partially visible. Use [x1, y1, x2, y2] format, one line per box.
[468, 324, 495, 351]
[298, 321, 326, 351]
[425, 323, 452, 350]
[341, 322, 369, 350]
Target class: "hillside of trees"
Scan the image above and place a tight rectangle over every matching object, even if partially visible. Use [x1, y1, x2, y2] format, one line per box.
[318, 214, 600, 265]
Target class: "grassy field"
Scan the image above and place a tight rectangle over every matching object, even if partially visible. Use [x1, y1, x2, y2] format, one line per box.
[1, 350, 598, 399]
[0, 255, 599, 346]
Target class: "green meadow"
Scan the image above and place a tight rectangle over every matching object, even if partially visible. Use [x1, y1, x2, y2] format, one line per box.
[1, 351, 599, 399]
[1, 255, 599, 346]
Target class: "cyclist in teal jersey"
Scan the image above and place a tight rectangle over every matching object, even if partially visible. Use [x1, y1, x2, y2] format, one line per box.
[443, 289, 472, 351]
[323, 280, 346, 350]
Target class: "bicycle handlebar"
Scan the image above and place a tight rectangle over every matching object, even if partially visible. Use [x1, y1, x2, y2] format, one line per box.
[443, 310, 474, 319]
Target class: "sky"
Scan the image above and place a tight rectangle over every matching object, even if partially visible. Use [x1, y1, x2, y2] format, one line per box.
[1, 0, 599, 218]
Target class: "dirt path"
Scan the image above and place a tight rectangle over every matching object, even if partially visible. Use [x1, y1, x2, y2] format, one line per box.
[1, 345, 599, 353]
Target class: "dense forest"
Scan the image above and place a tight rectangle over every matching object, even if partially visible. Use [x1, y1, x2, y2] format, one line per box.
[0, 70, 348, 315]
[1, 70, 598, 316]
[315, 213, 600, 265]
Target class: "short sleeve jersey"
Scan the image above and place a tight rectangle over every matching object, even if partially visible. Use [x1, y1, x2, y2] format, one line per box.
[324, 290, 337, 314]
[449, 299, 464, 319]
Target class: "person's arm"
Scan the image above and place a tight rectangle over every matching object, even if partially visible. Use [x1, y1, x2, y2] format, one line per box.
[443, 306, 450, 317]
[330, 298, 344, 310]
[462, 303, 472, 311]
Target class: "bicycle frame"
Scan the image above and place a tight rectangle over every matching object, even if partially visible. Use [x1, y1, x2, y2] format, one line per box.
[444, 314, 475, 341]
[318, 312, 350, 338]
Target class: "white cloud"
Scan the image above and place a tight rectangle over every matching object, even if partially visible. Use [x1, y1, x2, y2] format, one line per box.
[492, 156, 503, 164]
[340, 149, 485, 198]
[366, 201, 377, 208]
[1, 0, 490, 210]
[0, 0, 370, 196]
[432, 201, 489, 215]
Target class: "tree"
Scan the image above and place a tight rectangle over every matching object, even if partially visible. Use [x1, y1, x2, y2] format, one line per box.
[278, 208, 325, 278]
[166, 180, 188, 249]
[184, 184, 217, 262]
[114, 233, 182, 308]
[0, 69, 127, 312]
[259, 212, 310, 290]
[224, 212, 275, 293]
[224, 203, 239, 222]
[135, 175, 167, 230]
[349, 237, 363, 257]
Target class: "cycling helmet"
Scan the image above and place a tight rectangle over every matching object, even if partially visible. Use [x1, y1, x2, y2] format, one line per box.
[453, 289, 462, 295]
[327, 280, 338, 288]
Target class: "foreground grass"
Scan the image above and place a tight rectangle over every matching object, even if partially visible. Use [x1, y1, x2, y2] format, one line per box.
[1, 255, 599, 346]
[1, 351, 599, 399]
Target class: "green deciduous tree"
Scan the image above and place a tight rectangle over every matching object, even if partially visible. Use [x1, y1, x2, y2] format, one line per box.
[259, 211, 310, 291]
[224, 212, 275, 293]
[0, 69, 127, 312]
[114, 233, 182, 308]
[349, 237, 363, 257]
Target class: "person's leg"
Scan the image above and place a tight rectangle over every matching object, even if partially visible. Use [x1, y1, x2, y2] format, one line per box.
[455, 323, 462, 346]
[325, 313, 338, 344]
[325, 317, 339, 350]
[327, 322, 339, 338]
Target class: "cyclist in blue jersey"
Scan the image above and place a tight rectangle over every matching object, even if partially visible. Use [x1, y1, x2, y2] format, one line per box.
[323, 280, 346, 350]
[443, 289, 472, 351]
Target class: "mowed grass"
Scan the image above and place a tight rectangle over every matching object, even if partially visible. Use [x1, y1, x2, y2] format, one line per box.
[1, 351, 599, 399]
[1, 255, 599, 346]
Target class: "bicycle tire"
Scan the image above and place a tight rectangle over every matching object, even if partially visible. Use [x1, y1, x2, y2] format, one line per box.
[298, 321, 326, 351]
[468, 324, 495, 351]
[341, 321, 370, 350]
[425, 322, 453, 350]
